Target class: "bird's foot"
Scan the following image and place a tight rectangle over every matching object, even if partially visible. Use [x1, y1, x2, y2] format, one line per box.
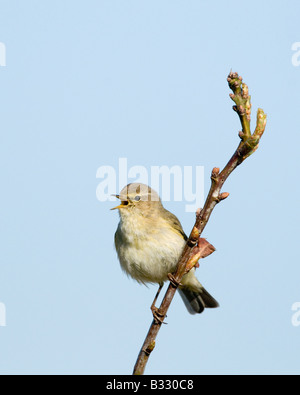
[151, 306, 167, 325]
[167, 273, 182, 288]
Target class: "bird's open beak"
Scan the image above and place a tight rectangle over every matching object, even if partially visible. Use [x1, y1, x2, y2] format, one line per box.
[110, 194, 130, 210]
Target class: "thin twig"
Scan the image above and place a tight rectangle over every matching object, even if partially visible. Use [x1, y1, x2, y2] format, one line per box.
[132, 71, 267, 375]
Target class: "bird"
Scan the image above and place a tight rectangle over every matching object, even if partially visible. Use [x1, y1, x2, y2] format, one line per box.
[112, 183, 219, 317]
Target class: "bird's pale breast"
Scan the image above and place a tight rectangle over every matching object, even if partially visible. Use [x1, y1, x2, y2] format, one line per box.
[115, 214, 185, 284]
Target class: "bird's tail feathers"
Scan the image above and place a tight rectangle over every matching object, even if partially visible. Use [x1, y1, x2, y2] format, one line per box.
[178, 270, 219, 314]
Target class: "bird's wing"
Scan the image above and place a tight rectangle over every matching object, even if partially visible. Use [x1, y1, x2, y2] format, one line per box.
[162, 209, 188, 241]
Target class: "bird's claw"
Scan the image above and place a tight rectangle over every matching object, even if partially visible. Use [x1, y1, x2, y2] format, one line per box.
[151, 306, 167, 325]
[167, 273, 182, 288]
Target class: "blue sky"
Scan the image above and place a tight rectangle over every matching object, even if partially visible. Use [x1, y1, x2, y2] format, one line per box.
[0, 0, 299, 375]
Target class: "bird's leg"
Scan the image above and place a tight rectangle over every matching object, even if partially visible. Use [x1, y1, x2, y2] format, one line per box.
[151, 282, 163, 309]
[150, 283, 166, 324]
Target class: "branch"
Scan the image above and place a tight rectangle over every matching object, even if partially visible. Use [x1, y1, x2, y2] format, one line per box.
[132, 71, 267, 375]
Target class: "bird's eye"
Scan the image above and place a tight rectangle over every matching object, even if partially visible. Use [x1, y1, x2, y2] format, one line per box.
[134, 196, 141, 201]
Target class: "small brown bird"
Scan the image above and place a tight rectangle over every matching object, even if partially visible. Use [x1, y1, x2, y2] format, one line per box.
[112, 183, 219, 314]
